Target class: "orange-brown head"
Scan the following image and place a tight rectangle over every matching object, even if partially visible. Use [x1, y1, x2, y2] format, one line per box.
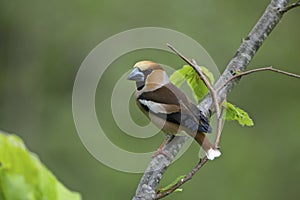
[127, 61, 169, 91]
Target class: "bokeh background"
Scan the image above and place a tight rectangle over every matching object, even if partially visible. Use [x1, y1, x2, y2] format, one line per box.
[1, 0, 300, 199]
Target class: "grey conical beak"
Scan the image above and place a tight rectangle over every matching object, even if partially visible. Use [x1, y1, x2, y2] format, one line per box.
[127, 68, 144, 81]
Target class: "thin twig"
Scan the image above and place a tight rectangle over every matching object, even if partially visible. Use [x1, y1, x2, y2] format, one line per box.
[190, 59, 223, 148]
[216, 66, 300, 92]
[166, 44, 213, 94]
[167, 44, 223, 148]
[214, 105, 225, 147]
[155, 157, 209, 199]
[166, 44, 219, 115]
[155, 44, 224, 199]
[279, 0, 300, 13]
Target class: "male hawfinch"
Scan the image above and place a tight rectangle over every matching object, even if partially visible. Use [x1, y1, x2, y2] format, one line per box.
[127, 61, 221, 160]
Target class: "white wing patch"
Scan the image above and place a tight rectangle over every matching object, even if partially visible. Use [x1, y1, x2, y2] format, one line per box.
[139, 99, 167, 114]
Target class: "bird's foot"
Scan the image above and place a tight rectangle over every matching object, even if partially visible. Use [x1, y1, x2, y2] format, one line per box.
[151, 136, 173, 159]
[152, 148, 170, 158]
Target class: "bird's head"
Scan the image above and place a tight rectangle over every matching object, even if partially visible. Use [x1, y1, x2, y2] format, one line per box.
[127, 61, 169, 91]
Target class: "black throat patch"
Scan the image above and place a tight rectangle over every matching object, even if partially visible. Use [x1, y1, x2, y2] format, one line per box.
[135, 68, 153, 91]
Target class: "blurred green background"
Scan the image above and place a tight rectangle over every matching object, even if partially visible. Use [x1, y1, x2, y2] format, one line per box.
[1, 0, 300, 199]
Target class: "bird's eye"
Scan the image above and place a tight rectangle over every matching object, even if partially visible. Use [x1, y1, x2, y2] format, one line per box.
[143, 69, 153, 76]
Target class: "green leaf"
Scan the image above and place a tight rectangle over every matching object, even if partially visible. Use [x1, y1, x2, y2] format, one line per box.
[0, 131, 81, 200]
[224, 102, 254, 126]
[170, 65, 194, 88]
[174, 188, 183, 193]
[158, 175, 185, 193]
[170, 65, 215, 102]
[1, 173, 35, 200]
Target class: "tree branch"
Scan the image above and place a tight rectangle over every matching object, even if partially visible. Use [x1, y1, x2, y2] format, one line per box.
[279, 0, 300, 13]
[155, 157, 209, 199]
[217, 66, 300, 92]
[132, 0, 292, 199]
[133, 136, 189, 200]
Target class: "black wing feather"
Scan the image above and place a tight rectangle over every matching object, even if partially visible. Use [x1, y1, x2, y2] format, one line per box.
[155, 111, 211, 133]
[138, 84, 211, 133]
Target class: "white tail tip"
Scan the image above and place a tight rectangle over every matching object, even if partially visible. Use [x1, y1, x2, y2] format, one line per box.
[206, 148, 221, 160]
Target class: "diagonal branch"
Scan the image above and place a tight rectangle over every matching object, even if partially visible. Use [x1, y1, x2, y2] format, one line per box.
[155, 157, 209, 199]
[217, 66, 300, 92]
[199, 0, 289, 114]
[132, 0, 293, 199]
[279, 0, 300, 13]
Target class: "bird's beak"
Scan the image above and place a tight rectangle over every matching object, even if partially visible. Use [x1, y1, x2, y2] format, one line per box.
[127, 67, 144, 81]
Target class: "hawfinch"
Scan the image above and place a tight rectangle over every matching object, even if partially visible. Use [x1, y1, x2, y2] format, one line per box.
[127, 61, 221, 160]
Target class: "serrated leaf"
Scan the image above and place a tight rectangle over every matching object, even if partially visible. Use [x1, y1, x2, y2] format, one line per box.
[0, 131, 81, 200]
[170, 65, 215, 102]
[224, 102, 254, 126]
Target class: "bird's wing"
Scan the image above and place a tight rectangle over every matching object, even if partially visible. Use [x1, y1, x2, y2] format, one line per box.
[137, 83, 211, 133]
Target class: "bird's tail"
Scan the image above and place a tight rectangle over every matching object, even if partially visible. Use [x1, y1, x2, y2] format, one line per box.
[194, 132, 221, 160]
[197, 111, 212, 133]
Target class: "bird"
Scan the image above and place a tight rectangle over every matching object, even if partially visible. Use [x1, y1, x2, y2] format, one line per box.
[127, 61, 221, 160]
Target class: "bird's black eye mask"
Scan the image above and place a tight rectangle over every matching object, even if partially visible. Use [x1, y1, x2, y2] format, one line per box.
[136, 68, 153, 91]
